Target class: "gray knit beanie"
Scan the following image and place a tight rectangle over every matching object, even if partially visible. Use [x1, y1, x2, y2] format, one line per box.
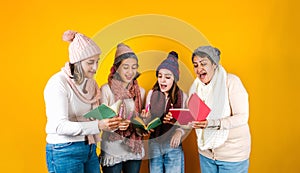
[193, 46, 221, 65]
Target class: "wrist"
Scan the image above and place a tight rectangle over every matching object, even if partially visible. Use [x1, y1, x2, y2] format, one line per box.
[176, 128, 185, 136]
[207, 119, 221, 130]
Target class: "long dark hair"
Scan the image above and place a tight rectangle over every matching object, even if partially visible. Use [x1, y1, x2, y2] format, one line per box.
[152, 81, 180, 105]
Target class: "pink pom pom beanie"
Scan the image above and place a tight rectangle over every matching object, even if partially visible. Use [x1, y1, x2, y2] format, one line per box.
[62, 30, 101, 64]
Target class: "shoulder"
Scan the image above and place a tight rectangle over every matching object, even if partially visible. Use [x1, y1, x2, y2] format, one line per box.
[44, 71, 69, 96]
[139, 86, 145, 96]
[100, 83, 110, 91]
[227, 73, 243, 86]
[146, 89, 154, 97]
[227, 73, 248, 94]
[45, 71, 68, 89]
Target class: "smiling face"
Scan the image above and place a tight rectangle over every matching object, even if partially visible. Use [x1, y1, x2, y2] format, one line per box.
[193, 55, 217, 85]
[157, 68, 175, 95]
[81, 55, 100, 79]
[116, 57, 138, 86]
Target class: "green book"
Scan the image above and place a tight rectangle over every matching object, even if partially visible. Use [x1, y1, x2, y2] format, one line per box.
[83, 100, 122, 120]
[132, 116, 162, 131]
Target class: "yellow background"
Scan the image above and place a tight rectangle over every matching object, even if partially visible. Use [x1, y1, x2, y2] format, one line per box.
[0, 0, 299, 172]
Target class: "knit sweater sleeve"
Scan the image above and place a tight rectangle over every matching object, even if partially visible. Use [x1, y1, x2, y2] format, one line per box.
[44, 73, 99, 136]
[145, 90, 153, 108]
[220, 74, 249, 130]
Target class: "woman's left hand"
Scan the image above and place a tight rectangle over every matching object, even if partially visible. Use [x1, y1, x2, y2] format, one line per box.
[170, 130, 182, 148]
[163, 112, 175, 124]
[135, 128, 151, 136]
[191, 120, 208, 129]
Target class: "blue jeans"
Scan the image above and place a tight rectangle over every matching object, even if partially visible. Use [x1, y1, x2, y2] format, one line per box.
[149, 140, 184, 173]
[101, 159, 141, 173]
[46, 142, 100, 173]
[199, 154, 249, 173]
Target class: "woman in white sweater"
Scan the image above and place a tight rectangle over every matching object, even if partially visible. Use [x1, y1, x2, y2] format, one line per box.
[44, 30, 121, 173]
[189, 46, 251, 173]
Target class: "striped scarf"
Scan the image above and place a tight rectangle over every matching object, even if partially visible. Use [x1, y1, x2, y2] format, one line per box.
[107, 75, 144, 154]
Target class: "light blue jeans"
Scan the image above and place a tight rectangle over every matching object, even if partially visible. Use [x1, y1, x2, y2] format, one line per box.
[149, 140, 184, 173]
[199, 154, 249, 173]
[46, 141, 100, 173]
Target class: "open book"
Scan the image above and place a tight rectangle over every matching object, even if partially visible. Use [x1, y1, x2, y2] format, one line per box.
[83, 100, 122, 120]
[169, 93, 211, 125]
[132, 116, 162, 131]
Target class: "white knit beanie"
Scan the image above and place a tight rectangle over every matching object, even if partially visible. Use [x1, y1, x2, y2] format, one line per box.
[62, 30, 101, 64]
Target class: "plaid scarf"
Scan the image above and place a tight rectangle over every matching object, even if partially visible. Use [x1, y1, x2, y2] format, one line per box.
[107, 74, 143, 154]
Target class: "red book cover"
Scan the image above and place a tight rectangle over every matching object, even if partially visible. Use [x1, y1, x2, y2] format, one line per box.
[169, 93, 211, 125]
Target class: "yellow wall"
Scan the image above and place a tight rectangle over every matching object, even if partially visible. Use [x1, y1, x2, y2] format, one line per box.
[0, 0, 299, 172]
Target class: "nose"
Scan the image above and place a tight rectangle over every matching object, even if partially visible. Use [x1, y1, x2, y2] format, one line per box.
[92, 63, 98, 71]
[161, 76, 166, 82]
[128, 67, 134, 75]
[194, 66, 202, 74]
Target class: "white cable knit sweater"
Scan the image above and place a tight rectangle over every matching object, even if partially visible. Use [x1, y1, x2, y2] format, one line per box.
[44, 71, 100, 144]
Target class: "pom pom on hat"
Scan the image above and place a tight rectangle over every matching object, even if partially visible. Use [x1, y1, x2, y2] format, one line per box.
[63, 30, 101, 64]
[156, 51, 180, 82]
[62, 30, 77, 42]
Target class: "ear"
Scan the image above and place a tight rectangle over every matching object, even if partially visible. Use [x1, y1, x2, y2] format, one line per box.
[212, 63, 218, 70]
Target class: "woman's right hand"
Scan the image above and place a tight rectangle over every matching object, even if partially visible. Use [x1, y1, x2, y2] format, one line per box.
[140, 109, 151, 119]
[191, 120, 208, 129]
[98, 117, 122, 131]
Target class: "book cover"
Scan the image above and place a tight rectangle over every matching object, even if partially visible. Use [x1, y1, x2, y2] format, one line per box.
[169, 93, 211, 125]
[132, 116, 162, 131]
[83, 100, 122, 120]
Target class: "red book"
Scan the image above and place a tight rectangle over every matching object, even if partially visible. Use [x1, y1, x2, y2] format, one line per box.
[169, 93, 211, 125]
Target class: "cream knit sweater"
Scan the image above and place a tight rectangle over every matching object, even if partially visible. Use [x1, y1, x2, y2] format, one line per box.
[198, 73, 251, 162]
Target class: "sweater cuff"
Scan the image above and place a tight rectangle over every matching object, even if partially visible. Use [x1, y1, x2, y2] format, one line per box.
[80, 120, 100, 135]
[176, 128, 185, 136]
[207, 119, 221, 130]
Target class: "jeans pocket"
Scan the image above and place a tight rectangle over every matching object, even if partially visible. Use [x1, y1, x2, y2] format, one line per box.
[53, 142, 73, 150]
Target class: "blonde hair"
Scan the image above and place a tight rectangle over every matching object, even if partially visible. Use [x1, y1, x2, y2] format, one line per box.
[71, 62, 85, 85]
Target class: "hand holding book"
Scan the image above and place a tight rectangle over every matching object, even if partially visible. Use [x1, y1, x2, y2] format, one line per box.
[163, 112, 176, 125]
[98, 117, 122, 131]
[169, 93, 211, 125]
[132, 116, 161, 131]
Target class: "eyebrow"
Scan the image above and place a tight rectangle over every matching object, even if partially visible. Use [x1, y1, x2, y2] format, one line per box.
[122, 63, 138, 66]
[87, 58, 99, 62]
[158, 73, 173, 76]
[193, 59, 207, 63]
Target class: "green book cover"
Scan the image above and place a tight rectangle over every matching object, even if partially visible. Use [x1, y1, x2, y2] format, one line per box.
[83, 100, 122, 120]
[132, 116, 162, 131]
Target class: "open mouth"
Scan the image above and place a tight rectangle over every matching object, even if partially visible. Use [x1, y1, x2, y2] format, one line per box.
[125, 75, 133, 80]
[199, 72, 207, 80]
[160, 84, 168, 90]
